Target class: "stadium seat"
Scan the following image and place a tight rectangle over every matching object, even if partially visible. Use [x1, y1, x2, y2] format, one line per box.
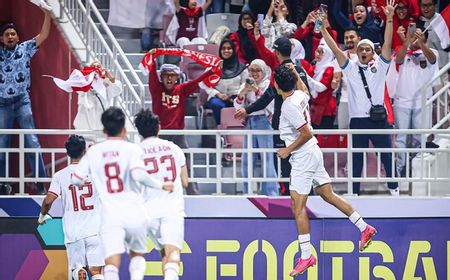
[218, 107, 244, 162]
[205, 13, 240, 38]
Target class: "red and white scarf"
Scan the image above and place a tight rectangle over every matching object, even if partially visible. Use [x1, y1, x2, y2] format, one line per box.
[52, 66, 106, 96]
[139, 48, 222, 88]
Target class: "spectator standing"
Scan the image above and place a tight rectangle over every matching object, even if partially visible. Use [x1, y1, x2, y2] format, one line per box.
[332, 0, 383, 44]
[294, 9, 338, 60]
[0, 7, 51, 195]
[141, 0, 174, 52]
[148, 49, 217, 195]
[321, 0, 400, 195]
[392, 0, 415, 50]
[261, 0, 297, 50]
[392, 27, 438, 177]
[169, 0, 212, 48]
[234, 59, 279, 196]
[229, 11, 260, 64]
[307, 40, 336, 129]
[205, 39, 248, 125]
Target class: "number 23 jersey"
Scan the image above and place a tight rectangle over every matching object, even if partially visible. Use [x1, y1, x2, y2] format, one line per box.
[48, 164, 100, 244]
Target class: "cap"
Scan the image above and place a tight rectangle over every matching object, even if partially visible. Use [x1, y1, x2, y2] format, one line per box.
[273, 37, 292, 56]
[357, 39, 375, 51]
[160, 64, 181, 75]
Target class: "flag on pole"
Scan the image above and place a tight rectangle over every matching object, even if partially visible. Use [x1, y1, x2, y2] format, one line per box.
[29, 0, 52, 11]
[428, 5, 450, 49]
[52, 67, 106, 95]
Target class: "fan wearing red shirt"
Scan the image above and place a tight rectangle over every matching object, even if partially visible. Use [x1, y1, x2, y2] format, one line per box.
[173, 0, 212, 47]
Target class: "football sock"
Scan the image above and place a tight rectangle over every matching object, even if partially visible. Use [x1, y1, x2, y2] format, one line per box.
[103, 265, 119, 280]
[129, 256, 146, 280]
[298, 234, 311, 259]
[349, 211, 368, 232]
[164, 262, 180, 280]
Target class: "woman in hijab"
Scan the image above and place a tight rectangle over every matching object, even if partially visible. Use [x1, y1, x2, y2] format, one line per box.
[205, 39, 248, 125]
[307, 40, 336, 129]
[234, 59, 279, 196]
[228, 11, 260, 64]
[392, 0, 415, 49]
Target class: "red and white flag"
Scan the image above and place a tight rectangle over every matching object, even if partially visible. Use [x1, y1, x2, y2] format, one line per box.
[52, 67, 106, 94]
[140, 48, 222, 88]
[428, 5, 450, 49]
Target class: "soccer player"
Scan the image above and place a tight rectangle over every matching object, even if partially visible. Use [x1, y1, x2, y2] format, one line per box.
[134, 109, 188, 280]
[38, 135, 104, 280]
[273, 65, 377, 276]
[72, 107, 174, 280]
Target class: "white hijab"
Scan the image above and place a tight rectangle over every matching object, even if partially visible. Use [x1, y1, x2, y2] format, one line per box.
[314, 39, 335, 82]
[290, 38, 305, 62]
[249, 59, 272, 93]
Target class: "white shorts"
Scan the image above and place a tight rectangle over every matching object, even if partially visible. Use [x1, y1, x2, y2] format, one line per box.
[147, 215, 184, 251]
[289, 144, 331, 195]
[101, 210, 149, 258]
[66, 235, 104, 270]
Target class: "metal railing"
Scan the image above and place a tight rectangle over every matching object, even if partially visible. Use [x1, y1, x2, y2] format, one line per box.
[57, 0, 145, 123]
[1, 129, 450, 196]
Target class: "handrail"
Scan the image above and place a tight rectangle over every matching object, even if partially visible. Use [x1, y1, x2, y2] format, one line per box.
[57, 0, 145, 123]
[1, 128, 450, 196]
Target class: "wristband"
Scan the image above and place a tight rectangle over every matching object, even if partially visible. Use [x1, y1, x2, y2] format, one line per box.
[38, 213, 52, 224]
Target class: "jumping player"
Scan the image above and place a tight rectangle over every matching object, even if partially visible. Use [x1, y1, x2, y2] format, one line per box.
[134, 109, 188, 280]
[72, 107, 173, 280]
[38, 135, 104, 280]
[274, 65, 377, 276]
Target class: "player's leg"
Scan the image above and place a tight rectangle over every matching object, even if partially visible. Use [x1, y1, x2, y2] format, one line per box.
[66, 240, 88, 280]
[128, 251, 147, 280]
[127, 224, 149, 280]
[101, 226, 126, 280]
[313, 144, 377, 251]
[85, 235, 105, 279]
[288, 151, 317, 276]
[160, 215, 184, 280]
[104, 255, 121, 280]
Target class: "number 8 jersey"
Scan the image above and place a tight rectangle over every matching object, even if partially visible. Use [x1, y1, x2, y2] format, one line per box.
[48, 164, 101, 244]
[73, 139, 148, 220]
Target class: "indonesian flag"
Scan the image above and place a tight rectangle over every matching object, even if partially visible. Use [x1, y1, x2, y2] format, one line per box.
[29, 0, 52, 11]
[140, 48, 222, 88]
[52, 67, 106, 96]
[428, 6, 450, 49]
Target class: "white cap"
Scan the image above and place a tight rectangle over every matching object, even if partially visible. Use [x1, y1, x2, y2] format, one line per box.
[357, 39, 375, 51]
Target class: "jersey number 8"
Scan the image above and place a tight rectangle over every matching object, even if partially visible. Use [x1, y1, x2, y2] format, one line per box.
[104, 162, 124, 193]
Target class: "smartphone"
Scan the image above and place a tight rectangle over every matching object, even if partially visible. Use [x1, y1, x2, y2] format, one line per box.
[257, 14, 264, 29]
[319, 4, 328, 14]
[408, 22, 416, 35]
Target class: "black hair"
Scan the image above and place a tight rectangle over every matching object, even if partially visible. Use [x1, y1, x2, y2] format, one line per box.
[419, 0, 437, 4]
[65, 135, 86, 159]
[1, 23, 19, 36]
[237, 11, 258, 63]
[134, 109, 160, 138]
[344, 27, 361, 37]
[274, 64, 298, 92]
[101, 107, 126, 137]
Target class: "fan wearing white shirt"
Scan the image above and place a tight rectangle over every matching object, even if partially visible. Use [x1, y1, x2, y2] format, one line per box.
[320, 0, 400, 196]
[39, 135, 104, 280]
[71, 107, 174, 280]
[274, 65, 376, 276]
[134, 109, 189, 280]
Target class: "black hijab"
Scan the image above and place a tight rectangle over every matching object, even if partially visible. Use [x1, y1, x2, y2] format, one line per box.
[237, 11, 258, 63]
[219, 39, 246, 79]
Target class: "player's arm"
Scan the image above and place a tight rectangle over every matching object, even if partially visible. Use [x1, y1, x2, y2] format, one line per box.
[71, 155, 90, 186]
[35, 8, 51, 47]
[131, 167, 174, 192]
[277, 124, 313, 159]
[38, 193, 57, 224]
[180, 165, 189, 188]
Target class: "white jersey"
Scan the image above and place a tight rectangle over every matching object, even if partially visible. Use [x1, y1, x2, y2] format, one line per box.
[48, 164, 100, 244]
[140, 137, 186, 218]
[73, 138, 147, 220]
[279, 90, 318, 154]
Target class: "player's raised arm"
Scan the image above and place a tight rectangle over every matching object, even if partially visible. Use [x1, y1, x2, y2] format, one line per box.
[131, 167, 174, 192]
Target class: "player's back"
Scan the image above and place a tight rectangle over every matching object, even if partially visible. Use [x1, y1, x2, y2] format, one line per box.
[140, 137, 186, 217]
[77, 139, 146, 220]
[50, 165, 100, 244]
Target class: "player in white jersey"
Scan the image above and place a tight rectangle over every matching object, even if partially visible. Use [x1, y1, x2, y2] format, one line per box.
[71, 107, 174, 280]
[134, 109, 189, 280]
[274, 65, 377, 276]
[38, 135, 104, 280]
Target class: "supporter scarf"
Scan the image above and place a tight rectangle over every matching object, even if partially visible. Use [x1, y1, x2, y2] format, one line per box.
[52, 67, 106, 95]
[183, 7, 201, 17]
[140, 48, 222, 87]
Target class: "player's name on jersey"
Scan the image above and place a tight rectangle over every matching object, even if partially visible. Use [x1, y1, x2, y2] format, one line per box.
[102, 151, 119, 159]
[143, 145, 172, 154]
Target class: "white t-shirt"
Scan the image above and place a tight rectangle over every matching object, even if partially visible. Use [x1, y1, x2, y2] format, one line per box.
[279, 90, 318, 154]
[140, 137, 186, 218]
[334, 51, 358, 103]
[73, 139, 147, 219]
[394, 49, 439, 109]
[342, 55, 390, 118]
[48, 164, 101, 244]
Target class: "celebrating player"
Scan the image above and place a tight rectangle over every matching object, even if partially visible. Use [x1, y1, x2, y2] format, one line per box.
[38, 135, 104, 280]
[274, 65, 377, 276]
[72, 107, 173, 280]
[134, 109, 188, 280]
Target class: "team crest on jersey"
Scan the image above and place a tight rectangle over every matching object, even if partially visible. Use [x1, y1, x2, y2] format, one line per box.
[419, 60, 427, 69]
[370, 66, 377, 73]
